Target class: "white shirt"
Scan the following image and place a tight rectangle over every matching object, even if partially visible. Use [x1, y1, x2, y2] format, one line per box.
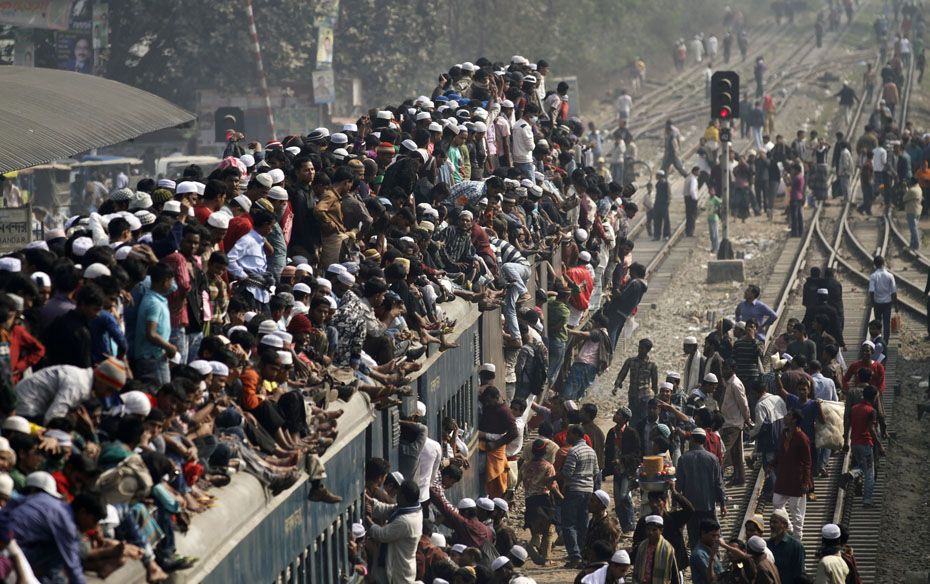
[751, 393, 787, 435]
[414, 438, 442, 502]
[511, 119, 535, 164]
[872, 146, 888, 172]
[868, 267, 896, 303]
[683, 175, 699, 200]
[227, 229, 270, 303]
[616, 94, 633, 116]
[811, 372, 838, 401]
[901, 37, 911, 54]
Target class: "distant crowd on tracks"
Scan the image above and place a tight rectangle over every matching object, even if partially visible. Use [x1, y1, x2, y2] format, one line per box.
[0, 2, 920, 584]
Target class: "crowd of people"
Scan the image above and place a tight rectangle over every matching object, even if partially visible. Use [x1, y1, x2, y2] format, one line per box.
[0, 3, 916, 583]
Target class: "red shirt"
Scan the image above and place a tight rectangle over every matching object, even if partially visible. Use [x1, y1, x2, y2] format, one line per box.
[842, 360, 885, 393]
[774, 428, 811, 497]
[565, 265, 593, 311]
[223, 214, 253, 250]
[193, 205, 212, 225]
[703, 429, 725, 467]
[850, 403, 875, 446]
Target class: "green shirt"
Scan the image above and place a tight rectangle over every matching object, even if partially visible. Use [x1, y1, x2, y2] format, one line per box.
[548, 300, 570, 341]
[707, 195, 722, 222]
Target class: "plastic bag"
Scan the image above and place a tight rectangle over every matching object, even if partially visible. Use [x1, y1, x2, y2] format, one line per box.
[815, 400, 845, 451]
[620, 316, 639, 340]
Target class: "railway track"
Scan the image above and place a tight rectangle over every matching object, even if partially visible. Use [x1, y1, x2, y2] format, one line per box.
[731, 24, 922, 580]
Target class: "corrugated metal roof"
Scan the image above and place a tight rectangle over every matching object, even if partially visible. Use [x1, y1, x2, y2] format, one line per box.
[0, 66, 194, 174]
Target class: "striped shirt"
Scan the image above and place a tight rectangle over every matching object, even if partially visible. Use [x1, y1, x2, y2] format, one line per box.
[560, 440, 600, 492]
[731, 337, 763, 383]
[490, 237, 529, 267]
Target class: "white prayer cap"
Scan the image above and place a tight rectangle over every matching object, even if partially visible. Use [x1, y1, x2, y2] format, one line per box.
[25, 240, 48, 251]
[315, 277, 333, 290]
[477, 497, 495, 511]
[593, 489, 610, 507]
[1, 416, 29, 434]
[176, 181, 197, 195]
[480, 363, 496, 374]
[208, 212, 231, 229]
[703, 373, 718, 384]
[430, 532, 446, 548]
[376, 110, 393, 120]
[683, 336, 698, 345]
[255, 173, 273, 188]
[817, 288, 829, 295]
[31, 271, 51, 288]
[268, 168, 286, 184]
[327, 263, 347, 275]
[659, 381, 673, 390]
[416, 111, 432, 121]
[574, 228, 588, 242]
[25, 471, 61, 498]
[157, 179, 176, 189]
[456, 497, 476, 510]
[491, 556, 511, 571]
[259, 335, 284, 348]
[645, 515, 664, 526]
[401, 139, 418, 152]
[611, 550, 631, 564]
[330, 132, 349, 145]
[257, 320, 280, 335]
[510, 545, 528, 562]
[416, 400, 427, 417]
[428, 122, 443, 133]
[0, 473, 13, 497]
[0, 258, 20, 272]
[293, 283, 312, 295]
[821, 523, 841, 540]
[189, 360, 212, 376]
[268, 186, 289, 201]
[501, 99, 515, 108]
[337, 272, 355, 286]
[232, 195, 252, 212]
[240, 154, 255, 167]
[273, 331, 293, 344]
[578, 251, 591, 263]
[451, 544, 467, 554]
[277, 351, 293, 365]
[461, 61, 476, 72]
[748, 535, 768, 553]
[351, 522, 366, 539]
[862, 340, 875, 349]
[135, 210, 156, 226]
[129, 193, 153, 210]
[71, 237, 94, 257]
[285, 146, 301, 156]
[666, 371, 681, 380]
[296, 263, 314, 274]
[493, 497, 509, 513]
[83, 263, 111, 280]
[342, 123, 358, 132]
[162, 201, 182, 214]
[209, 361, 229, 376]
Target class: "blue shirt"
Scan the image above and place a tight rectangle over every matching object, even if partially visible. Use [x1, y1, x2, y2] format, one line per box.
[227, 229, 270, 303]
[90, 310, 127, 363]
[5, 492, 85, 584]
[735, 298, 777, 339]
[786, 394, 819, 442]
[690, 542, 723, 584]
[134, 288, 170, 359]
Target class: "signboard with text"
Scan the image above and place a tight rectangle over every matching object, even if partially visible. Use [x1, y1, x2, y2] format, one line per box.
[0, 206, 31, 253]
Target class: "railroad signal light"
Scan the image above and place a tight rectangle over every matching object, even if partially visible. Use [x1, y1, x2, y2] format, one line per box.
[711, 71, 740, 120]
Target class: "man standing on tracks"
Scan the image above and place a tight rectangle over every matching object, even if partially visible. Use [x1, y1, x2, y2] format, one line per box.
[772, 409, 812, 539]
[683, 166, 700, 236]
[559, 424, 600, 569]
[767, 508, 806, 584]
[653, 170, 672, 239]
[754, 57, 767, 98]
[719, 360, 752, 486]
[867, 255, 897, 342]
[788, 163, 805, 237]
[845, 385, 884, 508]
[661, 121, 688, 178]
[834, 81, 860, 128]
[676, 427, 726, 547]
[616, 89, 633, 128]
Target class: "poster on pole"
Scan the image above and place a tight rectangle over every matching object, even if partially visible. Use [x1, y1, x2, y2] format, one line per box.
[316, 26, 333, 67]
[312, 70, 335, 104]
[91, 2, 109, 75]
[0, 0, 72, 30]
[55, 0, 93, 74]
